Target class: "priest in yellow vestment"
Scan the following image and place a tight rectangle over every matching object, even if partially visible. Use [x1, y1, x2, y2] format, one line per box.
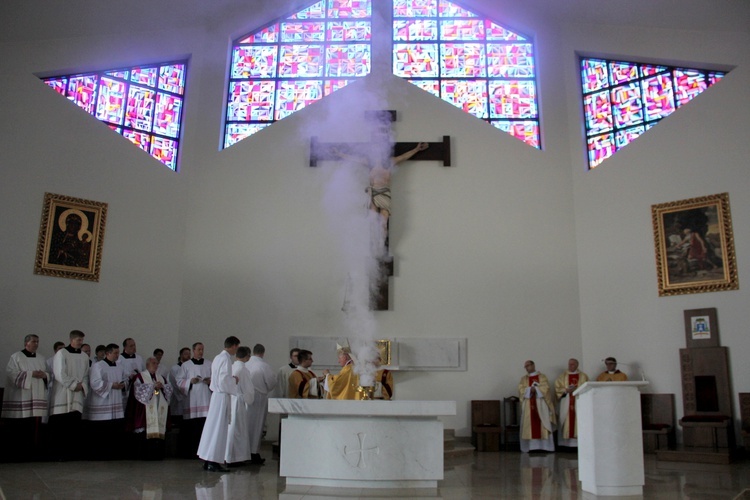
[554, 358, 589, 448]
[518, 360, 556, 452]
[323, 344, 360, 400]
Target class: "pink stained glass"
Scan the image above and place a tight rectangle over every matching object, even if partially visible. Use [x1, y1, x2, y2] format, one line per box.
[224, 123, 270, 148]
[131, 67, 157, 87]
[492, 121, 540, 148]
[228, 81, 276, 121]
[438, 0, 477, 17]
[67, 75, 98, 114]
[328, 0, 371, 18]
[328, 21, 371, 41]
[609, 61, 638, 85]
[641, 64, 668, 77]
[581, 59, 608, 93]
[123, 129, 151, 152]
[275, 80, 323, 120]
[615, 125, 645, 149]
[291, 1, 325, 19]
[108, 125, 122, 134]
[408, 79, 440, 97]
[487, 43, 534, 78]
[232, 46, 278, 79]
[326, 44, 371, 77]
[393, 43, 439, 77]
[279, 45, 325, 78]
[583, 90, 613, 135]
[440, 43, 486, 78]
[393, 19, 437, 41]
[324, 79, 351, 95]
[159, 64, 186, 94]
[642, 74, 675, 121]
[485, 20, 524, 41]
[674, 69, 708, 107]
[488, 80, 537, 119]
[95, 77, 126, 125]
[440, 79, 487, 119]
[610, 82, 643, 128]
[239, 25, 279, 44]
[153, 93, 183, 138]
[281, 22, 326, 42]
[150, 136, 178, 170]
[393, 0, 437, 17]
[125, 85, 155, 131]
[440, 20, 485, 41]
[708, 72, 724, 86]
[45, 77, 67, 95]
[587, 133, 615, 168]
[105, 70, 129, 80]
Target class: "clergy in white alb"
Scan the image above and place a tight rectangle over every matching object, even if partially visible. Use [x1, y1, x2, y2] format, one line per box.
[518, 360, 556, 453]
[177, 342, 213, 457]
[245, 343, 277, 465]
[554, 358, 589, 448]
[226, 346, 256, 464]
[169, 347, 192, 427]
[118, 337, 146, 398]
[198, 337, 240, 471]
[275, 347, 299, 398]
[131, 357, 174, 460]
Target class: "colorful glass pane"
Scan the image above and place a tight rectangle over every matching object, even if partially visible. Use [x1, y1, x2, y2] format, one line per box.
[440, 79, 487, 118]
[108, 125, 122, 134]
[438, 0, 477, 17]
[239, 25, 279, 43]
[581, 59, 608, 93]
[440, 20, 485, 41]
[488, 80, 537, 119]
[45, 77, 67, 95]
[324, 79, 351, 95]
[105, 70, 129, 80]
[408, 79, 440, 97]
[610, 83, 643, 128]
[328, 0, 371, 18]
[583, 90, 613, 135]
[326, 44, 371, 77]
[123, 129, 151, 152]
[615, 125, 645, 149]
[487, 43, 534, 78]
[95, 77, 126, 125]
[150, 136, 178, 170]
[275, 80, 323, 120]
[279, 45, 324, 77]
[393, 19, 437, 41]
[131, 67, 157, 87]
[609, 61, 638, 85]
[158, 64, 186, 94]
[440, 43, 486, 78]
[393, 0, 437, 17]
[328, 21, 371, 41]
[224, 123, 271, 148]
[708, 73, 724, 86]
[232, 46, 278, 79]
[67, 75, 98, 114]
[642, 74, 675, 121]
[641, 64, 668, 77]
[587, 133, 615, 168]
[393, 43, 439, 77]
[281, 22, 326, 42]
[485, 21, 524, 41]
[125, 85, 155, 131]
[492, 121, 540, 148]
[674, 69, 708, 106]
[228, 81, 276, 121]
[291, 1, 325, 19]
[153, 93, 182, 138]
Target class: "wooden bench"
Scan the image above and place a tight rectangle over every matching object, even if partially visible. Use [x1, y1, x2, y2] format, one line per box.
[471, 400, 502, 452]
[641, 393, 675, 453]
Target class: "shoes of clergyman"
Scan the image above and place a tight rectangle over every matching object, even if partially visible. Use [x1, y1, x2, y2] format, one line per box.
[204, 461, 230, 472]
[249, 454, 266, 465]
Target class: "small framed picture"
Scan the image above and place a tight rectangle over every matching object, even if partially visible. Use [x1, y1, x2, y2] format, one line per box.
[683, 307, 719, 348]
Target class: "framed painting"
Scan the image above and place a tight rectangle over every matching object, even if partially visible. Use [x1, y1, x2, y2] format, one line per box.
[34, 192, 108, 282]
[376, 339, 392, 366]
[683, 307, 720, 348]
[652, 192, 738, 296]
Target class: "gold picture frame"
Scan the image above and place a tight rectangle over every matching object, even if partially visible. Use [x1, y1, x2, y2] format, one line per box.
[375, 339, 392, 366]
[652, 192, 738, 296]
[34, 192, 108, 282]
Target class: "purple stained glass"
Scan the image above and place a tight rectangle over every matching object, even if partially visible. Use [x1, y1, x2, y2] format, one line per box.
[326, 44, 370, 77]
[153, 93, 182, 138]
[393, 43, 439, 77]
[641, 64, 668, 77]
[324, 79, 350, 95]
[609, 61, 638, 85]
[123, 129, 151, 152]
[125, 85, 155, 131]
[642, 74, 675, 121]
[393, 0, 437, 17]
[275, 80, 323, 120]
[328, 0, 371, 18]
[587, 133, 615, 168]
[440, 43, 486, 78]
[583, 90, 613, 135]
[328, 21, 371, 41]
[281, 22, 326, 43]
[239, 25, 279, 43]
[610, 82, 643, 128]
[440, 20, 485, 41]
[232, 46, 278, 79]
[131, 67, 157, 87]
[615, 125, 645, 149]
[674, 69, 707, 107]
[108, 125, 122, 134]
[159, 64, 186, 94]
[279, 45, 324, 77]
[393, 19, 437, 41]
[487, 43, 534, 78]
[150, 136, 178, 170]
[488, 80, 537, 119]
[95, 77, 126, 125]
[291, 1, 325, 19]
[45, 77, 67, 95]
[581, 59, 608, 93]
[440, 79, 487, 118]
[228, 81, 276, 121]
[492, 121, 540, 148]
[224, 123, 270, 148]
[105, 70, 129, 80]
[408, 79, 440, 96]
[485, 20, 524, 41]
[708, 72, 723, 86]
[67, 75, 98, 114]
[439, 0, 477, 17]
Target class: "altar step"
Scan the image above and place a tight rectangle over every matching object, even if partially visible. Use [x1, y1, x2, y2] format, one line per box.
[444, 428, 475, 460]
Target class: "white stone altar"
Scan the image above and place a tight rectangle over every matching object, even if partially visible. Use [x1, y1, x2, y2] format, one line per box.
[573, 381, 649, 496]
[269, 398, 456, 489]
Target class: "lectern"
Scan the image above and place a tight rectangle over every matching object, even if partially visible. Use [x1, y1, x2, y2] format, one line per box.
[573, 381, 649, 496]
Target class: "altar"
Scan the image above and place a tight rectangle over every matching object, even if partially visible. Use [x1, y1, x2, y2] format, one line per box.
[268, 398, 456, 489]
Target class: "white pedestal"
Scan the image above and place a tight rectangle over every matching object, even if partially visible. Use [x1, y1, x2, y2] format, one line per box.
[269, 399, 456, 489]
[573, 381, 648, 496]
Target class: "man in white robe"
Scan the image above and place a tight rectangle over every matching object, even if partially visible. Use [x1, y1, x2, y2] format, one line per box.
[177, 342, 212, 457]
[554, 358, 589, 448]
[198, 336, 241, 472]
[43, 341, 64, 425]
[169, 347, 192, 430]
[226, 346, 255, 465]
[275, 348, 299, 398]
[245, 344, 277, 465]
[118, 337, 146, 398]
[518, 360, 556, 453]
[2, 334, 49, 461]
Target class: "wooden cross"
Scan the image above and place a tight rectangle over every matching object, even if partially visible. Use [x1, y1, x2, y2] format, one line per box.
[309, 110, 451, 310]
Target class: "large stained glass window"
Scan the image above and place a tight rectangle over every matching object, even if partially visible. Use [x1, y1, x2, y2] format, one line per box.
[581, 58, 725, 169]
[393, 0, 540, 148]
[224, 0, 372, 148]
[42, 62, 187, 171]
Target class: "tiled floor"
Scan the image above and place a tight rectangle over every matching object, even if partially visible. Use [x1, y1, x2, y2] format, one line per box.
[0, 445, 748, 499]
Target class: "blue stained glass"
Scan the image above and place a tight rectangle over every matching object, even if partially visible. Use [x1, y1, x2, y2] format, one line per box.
[291, 1, 325, 19]
[393, 0, 437, 17]
[393, 43, 439, 77]
[393, 19, 437, 41]
[581, 59, 608, 93]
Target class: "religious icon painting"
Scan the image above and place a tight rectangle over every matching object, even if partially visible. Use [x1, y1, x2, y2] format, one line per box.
[34, 192, 108, 282]
[651, 192, 738, 296]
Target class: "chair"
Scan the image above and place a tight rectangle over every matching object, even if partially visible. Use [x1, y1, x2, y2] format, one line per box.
[503, 396, 520, 451]
[641, 393, 676, 453]
[471, 400, 502, 452]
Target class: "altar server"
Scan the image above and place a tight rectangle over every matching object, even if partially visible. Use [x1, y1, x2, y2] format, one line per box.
[518, 360, 556, 453]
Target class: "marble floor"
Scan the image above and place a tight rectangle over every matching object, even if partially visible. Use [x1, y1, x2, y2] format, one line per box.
[0, 445, 748, 499]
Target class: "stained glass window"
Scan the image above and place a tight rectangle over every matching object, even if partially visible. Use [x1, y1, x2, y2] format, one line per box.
[581, 57, 725, 169]
[393, 0, 540, 148]
[42, 61, 187, 171]
[224, 0, 372, 148]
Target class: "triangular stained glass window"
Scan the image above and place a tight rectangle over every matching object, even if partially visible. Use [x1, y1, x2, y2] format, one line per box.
[41, 61, 188, 171]
[581, 57, 726, 169]
[224, 0, 373, 149]
[392, 0, 541, 149]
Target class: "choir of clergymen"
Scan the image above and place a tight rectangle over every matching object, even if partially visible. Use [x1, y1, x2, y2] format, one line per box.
[518, 357, 628, 453]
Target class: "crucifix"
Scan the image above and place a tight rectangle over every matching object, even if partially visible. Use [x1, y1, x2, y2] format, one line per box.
[309, 110, 451, 310]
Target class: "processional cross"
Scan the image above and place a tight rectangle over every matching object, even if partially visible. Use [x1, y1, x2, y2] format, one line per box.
[310, 110, 451, 310]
